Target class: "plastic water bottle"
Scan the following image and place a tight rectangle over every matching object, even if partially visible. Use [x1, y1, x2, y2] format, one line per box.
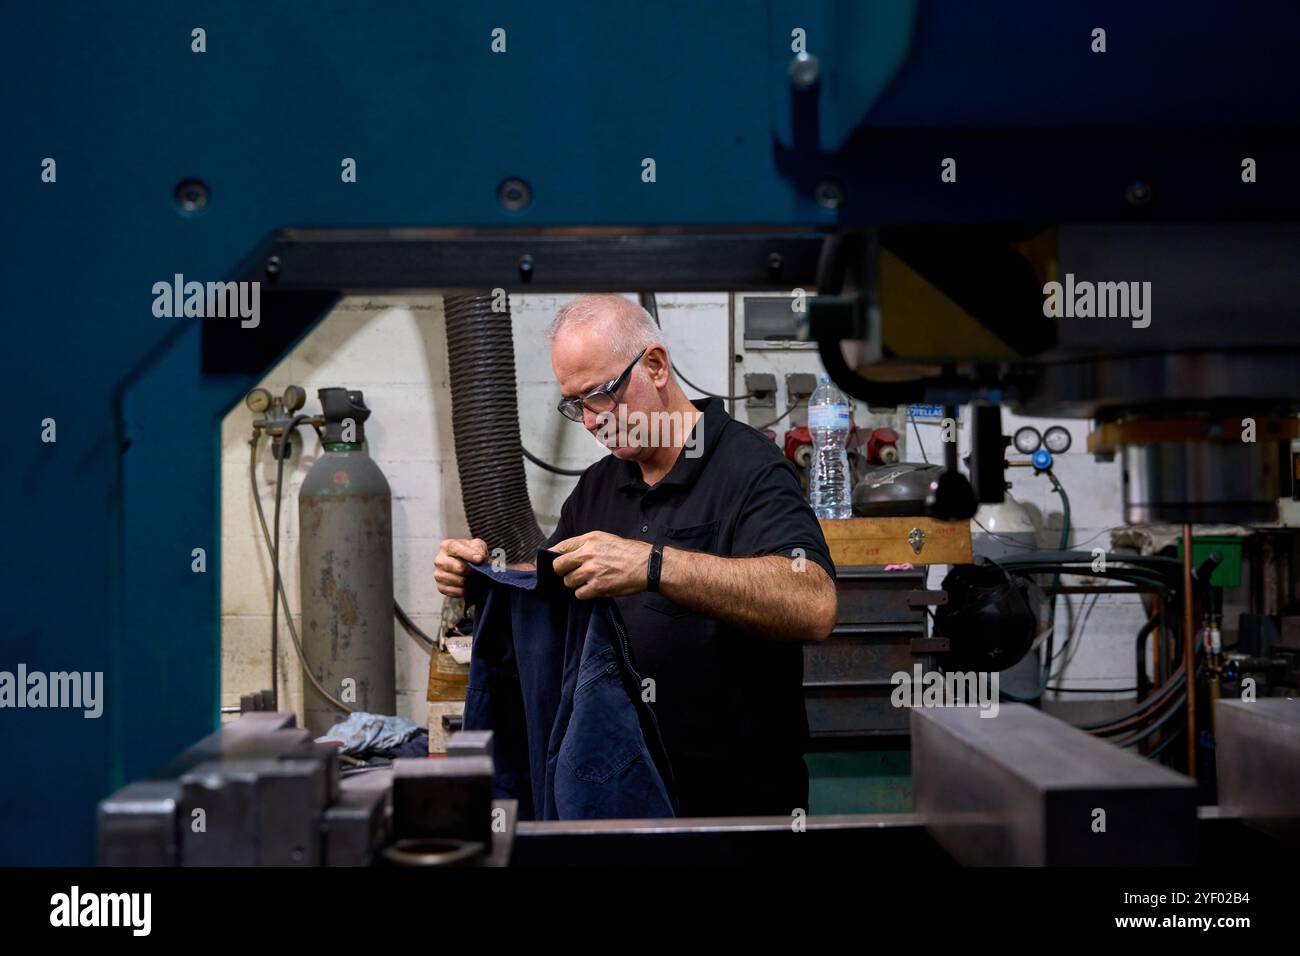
[808, 374, 853, 519]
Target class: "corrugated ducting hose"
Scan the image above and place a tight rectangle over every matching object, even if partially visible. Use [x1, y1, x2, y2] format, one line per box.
[443, 293, 546, 563]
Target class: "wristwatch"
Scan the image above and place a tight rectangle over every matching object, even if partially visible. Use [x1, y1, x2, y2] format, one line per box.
[646, 545, 663, 592]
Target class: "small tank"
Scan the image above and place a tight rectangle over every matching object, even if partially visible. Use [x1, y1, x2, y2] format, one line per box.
[299, 388, 395, 735]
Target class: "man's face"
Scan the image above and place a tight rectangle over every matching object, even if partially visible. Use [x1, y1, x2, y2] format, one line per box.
[552, 324, 662, 461]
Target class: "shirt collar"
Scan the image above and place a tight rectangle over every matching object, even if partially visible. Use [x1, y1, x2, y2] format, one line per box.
[617, 397, 727, 492]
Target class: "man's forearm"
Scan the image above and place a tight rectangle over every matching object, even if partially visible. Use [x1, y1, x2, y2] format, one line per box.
[658, 549, 836, 642]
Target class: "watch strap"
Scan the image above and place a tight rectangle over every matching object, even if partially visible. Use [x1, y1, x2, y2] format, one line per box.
[647, 545, 663, 592]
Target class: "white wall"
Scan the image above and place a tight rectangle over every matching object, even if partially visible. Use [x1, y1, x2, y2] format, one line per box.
[219, 292, 728, 726]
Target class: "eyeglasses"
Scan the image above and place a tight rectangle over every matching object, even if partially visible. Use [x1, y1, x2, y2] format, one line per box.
[557, 348, 647, 423]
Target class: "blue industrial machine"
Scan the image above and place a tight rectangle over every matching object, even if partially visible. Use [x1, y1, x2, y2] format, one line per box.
[5, 2, 1300, 864]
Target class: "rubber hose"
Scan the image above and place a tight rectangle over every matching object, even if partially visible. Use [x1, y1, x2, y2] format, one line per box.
[1134, 613, 1161, 700]
[443, 293, 546, 563]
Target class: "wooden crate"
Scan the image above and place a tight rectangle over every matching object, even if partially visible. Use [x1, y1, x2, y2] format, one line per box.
[819, 517, 972, 567]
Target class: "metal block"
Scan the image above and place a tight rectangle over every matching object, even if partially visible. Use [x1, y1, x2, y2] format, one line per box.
[484, 799, 519, 867]
[221, 711, 297, 735]
[158, 712, 298, 777]
[1280, 615, 1300, 652]
[97, 780, 181, 866]
[1215, 698, 1300, 844]
[912, 704, 1197, 865]
[805, 624, 924, 687]
[447, 730, 494, 759]
[324, 772, 391, 867]
[280, 740, 341, 804]
[254, 759, 330, 866]
[97, 714, 320, 866]
[180, 761, 260, 866]
[807, 567, 930, 739]
[805, 688, 910, 738]
[179, 756, 331, 866]
[833, 568, 927, 624]
[391, 756, 494, 845]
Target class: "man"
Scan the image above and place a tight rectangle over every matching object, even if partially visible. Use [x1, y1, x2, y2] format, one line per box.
[435, 294, 838, 816]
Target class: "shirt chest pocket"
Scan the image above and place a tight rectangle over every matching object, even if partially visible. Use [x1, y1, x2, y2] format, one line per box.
[645, 520, 720, 619]
[662, 520, 720, 552]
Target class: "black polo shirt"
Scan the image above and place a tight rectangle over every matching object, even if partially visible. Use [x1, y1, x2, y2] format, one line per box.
[545, 397, 835, 817]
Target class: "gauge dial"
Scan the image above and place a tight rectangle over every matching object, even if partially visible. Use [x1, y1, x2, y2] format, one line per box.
[1043, 425, 1073, 454]
[245, 388, 272, 413]
[282, 385, 306, 413]
[1012, 426, 1042, 454]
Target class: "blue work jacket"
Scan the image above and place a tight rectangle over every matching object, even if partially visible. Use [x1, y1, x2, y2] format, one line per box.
[462, 549, 677, 820]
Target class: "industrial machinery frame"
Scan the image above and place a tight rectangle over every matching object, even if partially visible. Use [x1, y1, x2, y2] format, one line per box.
[6, 1, 1300, 863]
[97, 712, 1293, 866]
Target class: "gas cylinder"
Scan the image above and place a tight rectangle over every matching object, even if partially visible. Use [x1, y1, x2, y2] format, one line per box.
[299, 388, 395, 735]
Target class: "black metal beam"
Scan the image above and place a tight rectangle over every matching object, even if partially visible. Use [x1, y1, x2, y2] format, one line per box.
[509, 814, 949, 867]
[249, 229, 830, 292]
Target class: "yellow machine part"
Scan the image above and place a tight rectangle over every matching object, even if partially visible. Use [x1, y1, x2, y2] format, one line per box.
[876, 230, 1058, 362]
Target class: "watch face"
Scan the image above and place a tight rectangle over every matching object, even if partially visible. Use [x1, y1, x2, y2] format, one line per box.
[1043, 425, 1072, 453]
[1013, 426, 1042, 454]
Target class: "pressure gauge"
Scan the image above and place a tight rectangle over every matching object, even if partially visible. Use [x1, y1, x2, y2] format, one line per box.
[282, 385, 306, 413]
[245, 388, 272, 413]
[1043, 425, 1073, 454]
[1012, 426, 1042, 454]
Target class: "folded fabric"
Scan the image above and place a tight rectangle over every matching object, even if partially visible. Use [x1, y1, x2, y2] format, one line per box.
[317, 712, 424, 756]
[462, 549, 677, 821]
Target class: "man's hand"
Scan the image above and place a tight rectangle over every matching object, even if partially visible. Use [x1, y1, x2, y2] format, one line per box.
[550, 531, 652, 600]
[433, 537, 489, 598]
